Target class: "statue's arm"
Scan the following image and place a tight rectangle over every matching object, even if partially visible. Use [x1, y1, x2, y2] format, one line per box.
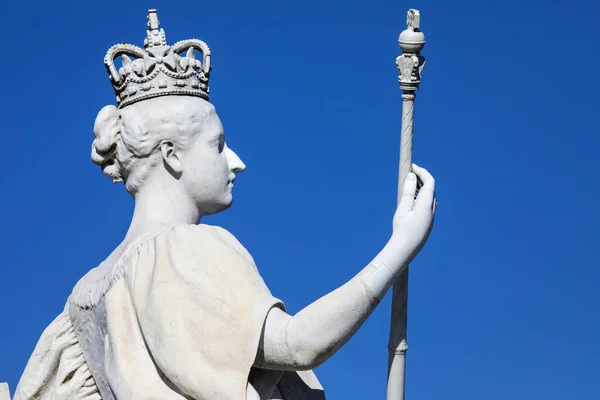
[255, 165, 435, 371]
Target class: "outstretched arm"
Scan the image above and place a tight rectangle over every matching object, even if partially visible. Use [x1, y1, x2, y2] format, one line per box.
[254, 164, 436, 371]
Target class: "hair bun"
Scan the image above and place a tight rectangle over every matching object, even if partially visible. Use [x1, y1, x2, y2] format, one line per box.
[92, 105, 123, 183]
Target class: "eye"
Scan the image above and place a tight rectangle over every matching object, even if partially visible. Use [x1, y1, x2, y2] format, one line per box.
[218, 135, 225, 153]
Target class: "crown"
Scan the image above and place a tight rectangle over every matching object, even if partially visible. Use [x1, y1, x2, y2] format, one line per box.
[104, 9, 212, 108]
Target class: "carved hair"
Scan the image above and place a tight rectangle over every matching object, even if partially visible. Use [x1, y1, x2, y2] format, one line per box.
[91, 96, 215, 194]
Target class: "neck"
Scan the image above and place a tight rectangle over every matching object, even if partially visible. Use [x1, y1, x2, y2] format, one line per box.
[124, 181, 201, 243]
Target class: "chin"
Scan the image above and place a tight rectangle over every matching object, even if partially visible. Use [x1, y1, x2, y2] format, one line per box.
[202, 197, 233, 216]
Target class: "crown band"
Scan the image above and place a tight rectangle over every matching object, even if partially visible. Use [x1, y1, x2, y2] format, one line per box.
[104, 10, 212, 108]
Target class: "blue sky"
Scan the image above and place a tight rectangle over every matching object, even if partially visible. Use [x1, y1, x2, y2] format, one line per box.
[1, 0, 599, 398]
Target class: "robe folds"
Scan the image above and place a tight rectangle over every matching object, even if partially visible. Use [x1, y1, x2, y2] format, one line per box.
[14, 224, 325, 400]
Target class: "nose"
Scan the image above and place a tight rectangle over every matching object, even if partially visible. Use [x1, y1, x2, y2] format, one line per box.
[226, 147, 246, 173]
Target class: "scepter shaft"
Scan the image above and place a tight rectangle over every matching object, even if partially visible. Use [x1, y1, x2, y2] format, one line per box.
[398, 93, 415, 200]
[387, 9, 425, 400]
[387, 92, 415, 400]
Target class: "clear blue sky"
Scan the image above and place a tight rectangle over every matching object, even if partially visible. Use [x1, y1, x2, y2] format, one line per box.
[1, 0, 598, 398]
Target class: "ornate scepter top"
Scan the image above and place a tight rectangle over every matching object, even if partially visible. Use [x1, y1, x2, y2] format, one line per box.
[104, 9, 212, 108]
[396, 9, 426, 92]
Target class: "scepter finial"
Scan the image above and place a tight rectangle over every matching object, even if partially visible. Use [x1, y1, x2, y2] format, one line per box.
[406, 9, 420, 30]
[397, 9, 426, 91]
[398, 9, 425, 54]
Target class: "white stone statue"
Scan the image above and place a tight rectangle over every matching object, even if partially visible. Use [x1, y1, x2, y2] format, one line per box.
[9, 9, 436, 400]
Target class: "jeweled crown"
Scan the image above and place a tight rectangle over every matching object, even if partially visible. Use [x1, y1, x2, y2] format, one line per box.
[104, 9, 211, 108]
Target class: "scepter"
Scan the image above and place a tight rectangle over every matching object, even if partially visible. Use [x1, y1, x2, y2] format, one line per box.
[387, 9, 426, 400]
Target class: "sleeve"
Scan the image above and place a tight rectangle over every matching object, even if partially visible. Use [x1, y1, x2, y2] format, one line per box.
[127, 224, 283, 400]
[13, 303, 100, 400]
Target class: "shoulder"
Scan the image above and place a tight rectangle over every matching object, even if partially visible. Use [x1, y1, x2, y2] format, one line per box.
[159, 223, 254, 262]
[70, 225, 252, 308]
[164, 223, 243, 247]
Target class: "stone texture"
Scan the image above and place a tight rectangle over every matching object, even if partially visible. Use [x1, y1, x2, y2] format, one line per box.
[0, 383, 10, 400]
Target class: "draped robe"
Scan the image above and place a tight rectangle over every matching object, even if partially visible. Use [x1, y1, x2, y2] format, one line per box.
[14, 224, 325, 400]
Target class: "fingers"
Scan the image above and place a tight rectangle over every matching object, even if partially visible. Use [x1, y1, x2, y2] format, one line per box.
[412, 164, 434, 190]
[397, 172, 417, 216]
[412, 164, 436, 213]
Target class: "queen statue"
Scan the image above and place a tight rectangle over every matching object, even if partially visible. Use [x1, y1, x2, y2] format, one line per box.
[11, 9, 436, 400]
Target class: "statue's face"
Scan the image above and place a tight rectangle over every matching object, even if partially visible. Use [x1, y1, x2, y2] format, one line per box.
[178, 104, 246, 215]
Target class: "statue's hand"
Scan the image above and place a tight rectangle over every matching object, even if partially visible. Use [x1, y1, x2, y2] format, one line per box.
[390, 164, 436, 265]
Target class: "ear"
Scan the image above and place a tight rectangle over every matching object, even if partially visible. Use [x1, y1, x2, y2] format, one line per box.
[160, 141, 182, 177]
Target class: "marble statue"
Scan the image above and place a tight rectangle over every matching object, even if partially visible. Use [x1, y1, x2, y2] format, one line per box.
[6, 9, 436, 400]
